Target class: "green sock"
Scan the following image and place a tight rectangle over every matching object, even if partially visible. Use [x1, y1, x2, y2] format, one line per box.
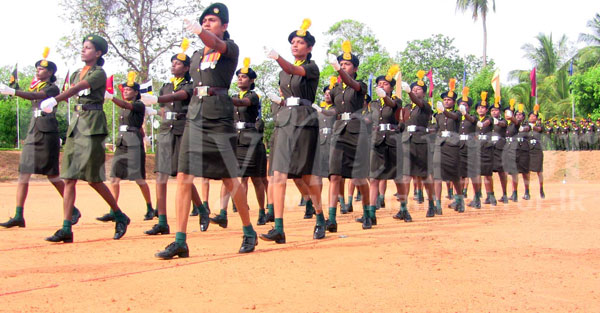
[449, 188, 454, 197]
[475, 191, 482, 199]
[454, 194, 461, 203]
[242, 225, 256, 237]
[219, 209, 227, 218]
[175, 232, 186, 244]
[316, 212, 325, 226]
[306, 199, 314, 211]
[113, 209, 127, 223]
[267, 203, 274, 215]
[198, 203, 209, 215]
[274, 218, 284, 233]
[362, 205, 369, 217]
[146, 203, 153, 211]
[202, 201, 209, 211]
[15, 206, 23, 219]
[368, 205, 377, 218]
[436, 200, 442, 208]
[158, 214, 167, 227]
[328, 207, 337, 223]
[62, 220, 72, 234]
[347, 196, 353, 206]
[258, 208, 266, 218]
[428, 200, 435, 209]
[401, 201, 408, 211]
[417, 189, 423, 199]
[338, 196, 346, 208]
[377, 194, 384, 203]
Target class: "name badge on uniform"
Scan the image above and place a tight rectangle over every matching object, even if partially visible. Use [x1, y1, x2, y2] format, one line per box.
[236, 122, 245, 130]
[119, 125, 129, 132]
[441, 131, 450, 138]
[33, 109, 43, 118]
[287, 97, 299, 106]
[407, 125, 417, 132]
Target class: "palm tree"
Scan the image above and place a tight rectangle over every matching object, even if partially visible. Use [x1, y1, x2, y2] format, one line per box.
[510, 33, 573, 118]
[521, 33, 569, 76]
[578, 13, 600, 69]
[456, 0, 496, 67]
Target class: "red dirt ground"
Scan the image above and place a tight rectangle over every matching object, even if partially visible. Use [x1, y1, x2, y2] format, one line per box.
[0, 151, 598, 312]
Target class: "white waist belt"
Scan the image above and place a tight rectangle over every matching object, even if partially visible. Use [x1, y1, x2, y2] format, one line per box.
[321, 128, 332, 134]
[478, 135, 488, 140]
[379, 123, 395, 131]
[441, 131, 451, 138]
[407, 125, 417, 132]
[33, 109, 43, 118]
[491, 135, 500, 142]
[460, 134, 469, 140]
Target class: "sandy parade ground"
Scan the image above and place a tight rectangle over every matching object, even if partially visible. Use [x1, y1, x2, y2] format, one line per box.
[0, 150, 598, 312]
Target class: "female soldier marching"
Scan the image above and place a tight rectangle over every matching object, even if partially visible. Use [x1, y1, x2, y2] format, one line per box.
[0, 48, 80, 228]
[105, 72, 155, 223]
[325, 41, 372, 230]
[432, 79, 461, 215]
[39, 34, 130, 242]
[367, 66, 403, 222]
[155, 3, 258, 258]
[260, 18, 325, 243]
[140, 39, 208, 236]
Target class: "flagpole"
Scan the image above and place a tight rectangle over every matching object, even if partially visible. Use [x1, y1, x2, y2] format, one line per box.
[112, 102, 115, 151]
[16, 98, 20, 149]
[67, 98, 71, 124]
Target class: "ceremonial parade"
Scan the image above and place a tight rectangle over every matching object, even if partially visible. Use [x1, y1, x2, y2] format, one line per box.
[0, 1, 599, 311]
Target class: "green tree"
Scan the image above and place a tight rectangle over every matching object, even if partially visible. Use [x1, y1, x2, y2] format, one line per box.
[456, 0, 496, 67]
[59, 0, 203, 81]
[322, 19, 394, 97]
[396, 34, 488, 99]
[577, 13, 600, 70]
[571, 65, 600, 117]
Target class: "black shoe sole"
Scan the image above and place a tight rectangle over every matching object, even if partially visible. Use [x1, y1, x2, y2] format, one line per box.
[259, 234, 286, 244]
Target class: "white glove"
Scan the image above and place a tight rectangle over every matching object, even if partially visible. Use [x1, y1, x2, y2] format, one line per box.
[267, 92, 281, 105]
[519, 126, 525, 132]
[477, 121, 483, 128]
[436, 101, 444, 112]
[264, 47, 279, 60]
[401, 81, 410, 93]
[375, 87, 386, 98]
[328, 53, 340, 71]
[459, 104, 467, 115]
[145, 106, 157, 116]
[311, 103, 322, 113]
[141, 93, 158, 105]
[104, 90, 113, 101]
[0, 84, 15, 96]
[505, 110, 513, 118]
[40, 97, 57, 113]
[184, 19, 202, 35]
[493, 117, 499, 125]
[529, 123, 535, 129]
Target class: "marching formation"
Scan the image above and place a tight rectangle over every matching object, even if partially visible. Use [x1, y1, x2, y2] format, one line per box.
[0, 3, 549, 259]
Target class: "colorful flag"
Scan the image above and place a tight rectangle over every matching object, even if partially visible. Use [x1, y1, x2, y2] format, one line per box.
[530, 67, 536, 97]
[426, 69, 434, 98]
[568, 60, 574, 76]
[462, 68, 467, 90]
[491, 68, 501, 102]
[140, 80, 153, 94]
[62, 70, 70, 93]
[8, 64, 18, 89]
[106, 75, 114, 94]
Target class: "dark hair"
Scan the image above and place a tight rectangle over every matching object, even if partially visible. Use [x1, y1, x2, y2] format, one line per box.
[306, 52, 312, 62]
[50, 74, 57, 83]
[97, 57, 105, 66]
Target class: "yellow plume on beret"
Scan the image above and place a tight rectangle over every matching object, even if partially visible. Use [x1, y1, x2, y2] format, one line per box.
[296, 18, 312, 37]
[241, 57, 250, 74]
[385, 64, 400, 82]
[127, 71, 136, 87]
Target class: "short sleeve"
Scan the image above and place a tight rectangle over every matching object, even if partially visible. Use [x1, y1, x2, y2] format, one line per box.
[43, 84, 60, 98]
[85, 68, 107, 90]
[303, 62, 319, 80]
[132, 100, 145, 113]
[222, 39, 239, 59]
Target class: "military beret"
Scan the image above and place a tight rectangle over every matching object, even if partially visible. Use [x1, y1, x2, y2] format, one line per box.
[83, 34, 108, 55]
[200, 3, 229, 24]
